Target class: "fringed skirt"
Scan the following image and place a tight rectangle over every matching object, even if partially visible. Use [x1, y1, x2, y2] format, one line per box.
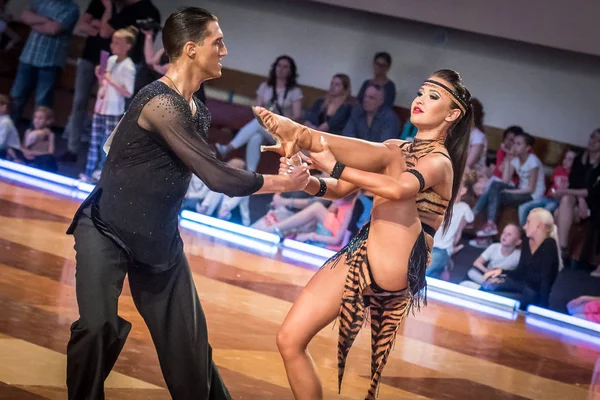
[325, 221, 430, 400]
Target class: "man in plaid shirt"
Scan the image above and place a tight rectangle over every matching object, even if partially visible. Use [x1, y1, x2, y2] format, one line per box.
[10, 0, 79, 127]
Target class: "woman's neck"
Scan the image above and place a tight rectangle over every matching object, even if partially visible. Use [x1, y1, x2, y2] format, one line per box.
[414, 127, 446, 142]
[529, 234, 545, 254]
[115, 54, 127, 63]
[372, 75, 387, 84]
[276, 77, 287, 88]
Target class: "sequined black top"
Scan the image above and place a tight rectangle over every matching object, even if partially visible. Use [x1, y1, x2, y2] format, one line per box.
[68, 81, 264, 269]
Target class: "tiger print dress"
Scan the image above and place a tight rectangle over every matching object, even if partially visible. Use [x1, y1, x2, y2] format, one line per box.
[326, 138, 450, 400]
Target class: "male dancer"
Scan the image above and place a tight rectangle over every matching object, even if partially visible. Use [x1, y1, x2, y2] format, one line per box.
[66, 7, 310, 399]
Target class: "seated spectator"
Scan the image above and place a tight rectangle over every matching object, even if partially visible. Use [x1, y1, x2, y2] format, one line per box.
[0, 0, 19, 52]
[518, 149, 575, 225]
[80, 27, 137, 183]
[481, 208, 561, 309]
[258, 193, 357, 251]
[356, 51, 396, 108]
[0, 94, 20, 158]
[216, 55, 303, 172]
[342, 84, 400, 142]
[181, 175, 211, 211]
[399, 120, 417, 141]
[427, 181, 473, 279]
[465, 98, 487, 173]
[8, 106, 57, 172]
[568, 296, 600, 323]
[556, 129, 600, 265]
[491, 125, 523, 183]
[194, 159, 251, 226]
[474, 131, 546, 237]
[252, 188, 332, 232]
[461, 223, 522, 289]
[304, 73, 352, 135]
[10, 0, 80, 126]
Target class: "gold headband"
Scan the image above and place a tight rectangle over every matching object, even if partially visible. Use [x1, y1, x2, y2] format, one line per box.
[423, 80, 467, 114]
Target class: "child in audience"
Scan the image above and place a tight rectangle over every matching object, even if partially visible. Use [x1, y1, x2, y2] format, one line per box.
[518, 149, 575, 225]
[461, 223, 522, 289]
[9, 106, 57, 172]
[81, 27, 137, 183]
[427, 182, 473, 279]
[474, 131, 546, 237]
[0, 94, 19, 158]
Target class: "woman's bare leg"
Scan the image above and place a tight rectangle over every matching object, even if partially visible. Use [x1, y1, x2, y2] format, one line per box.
[265, 202, 329, 234]
[277, 255, 350, 399]
[557, 194, 576, 249]
[253, 106, 398, 173]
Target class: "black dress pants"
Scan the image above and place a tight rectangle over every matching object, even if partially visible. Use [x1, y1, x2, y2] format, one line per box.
[66, 208, 231, 399]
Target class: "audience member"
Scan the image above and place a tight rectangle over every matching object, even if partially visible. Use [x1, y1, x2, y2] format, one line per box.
[568, 296, 600, 323]
[10, 0, 80, 126]
[215, 55, 303, 172]
[259, 193, 357, 250]
[481, 208, 560, 308]
[465, 98, 487, 172]
[427, 182, 473, 279]
[356, 51, 396, 108]
[461, 223, 522, 289]
[304, 73, 352, 135]
[181, 175, 210, 211]
[491, 125, 523, 182]
[80, 27, 136, 182]
[474, 132, 546, 237]
[0, 94, 19, 158]
[556, 129, 600, 264]
[98, 0, 160, 66]
[61, 0, 113, 162]
[518, 149, 575, 225]
[0, 0, 19, 52]
[8, 106, 57, 172]
[342, 84, 399, 142]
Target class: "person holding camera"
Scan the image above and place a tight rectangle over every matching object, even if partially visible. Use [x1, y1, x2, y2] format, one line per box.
[215, 55, 303, 172]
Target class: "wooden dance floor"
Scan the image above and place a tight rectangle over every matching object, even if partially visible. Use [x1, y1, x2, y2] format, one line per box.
[0, 177, 598, 399]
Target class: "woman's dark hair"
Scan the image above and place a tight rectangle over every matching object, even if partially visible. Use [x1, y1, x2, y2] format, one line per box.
[374, 52, 392, 67]
[503, 125, 524, 140]
[431, 69, 473, 232]
[267, 55, 298, 89]
[162, 7, 218, 60]
[266, 55, 299, 109]
[470, 98, 484, 132]
[515, 131, 535, 147]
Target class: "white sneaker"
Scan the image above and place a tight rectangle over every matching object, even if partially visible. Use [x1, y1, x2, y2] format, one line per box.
[469, 238, 491, 249]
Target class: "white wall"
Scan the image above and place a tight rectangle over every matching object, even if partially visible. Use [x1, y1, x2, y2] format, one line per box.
[8, 0, 600, 147]
[311, 0, 600, 57]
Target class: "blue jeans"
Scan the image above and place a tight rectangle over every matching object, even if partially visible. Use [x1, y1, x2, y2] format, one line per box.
[426, 247, 450, 278]
[518, 197, 559, 226]
[473, 180, 532, 222]
[10, 62, 60, 124]
[66, 58, 97, 153]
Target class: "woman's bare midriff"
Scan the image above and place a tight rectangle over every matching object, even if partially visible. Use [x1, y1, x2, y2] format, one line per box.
[365, 196, 423, 293]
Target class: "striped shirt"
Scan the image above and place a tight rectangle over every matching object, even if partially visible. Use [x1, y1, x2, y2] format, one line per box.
[20, 0, 80, 67]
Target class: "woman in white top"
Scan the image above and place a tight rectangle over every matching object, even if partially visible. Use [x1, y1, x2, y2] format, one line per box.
[216, 55, 303, 172]
[466, 98, 487, 172]
[81, 26, 137, 181]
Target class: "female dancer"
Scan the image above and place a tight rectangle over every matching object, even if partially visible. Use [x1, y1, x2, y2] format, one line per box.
[254, 69, 473, 399]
